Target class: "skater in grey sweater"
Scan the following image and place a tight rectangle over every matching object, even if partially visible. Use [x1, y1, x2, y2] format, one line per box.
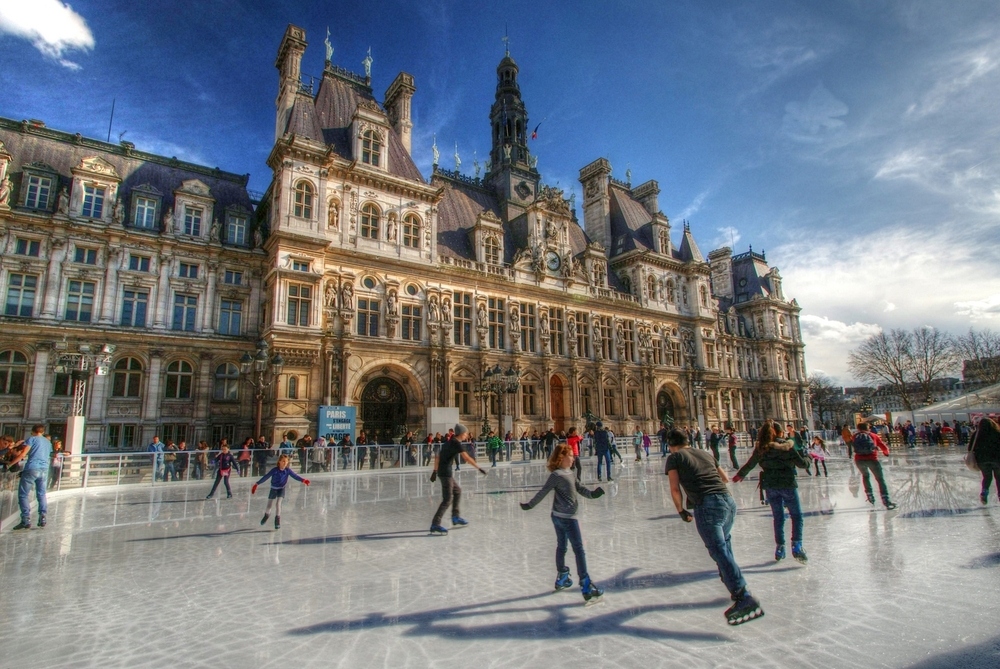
[521, 443, 605, 601]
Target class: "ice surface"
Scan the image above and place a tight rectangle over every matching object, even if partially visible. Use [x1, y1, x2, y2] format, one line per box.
[2, 448, 999, 668]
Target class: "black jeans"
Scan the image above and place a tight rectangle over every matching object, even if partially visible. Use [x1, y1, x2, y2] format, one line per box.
[709, 444, 720, 466]
[432, 476, 461, 526]
[856, 459, 890, 503]
[572, 456, 582, 481]
[980, 461, 1000, 498]
[729, 446, 739, 469]
[552, 515, 589, 578]
[208, 471, 232, 497]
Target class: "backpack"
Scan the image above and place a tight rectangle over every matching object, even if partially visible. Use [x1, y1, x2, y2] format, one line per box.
[853, 431, 876, 456]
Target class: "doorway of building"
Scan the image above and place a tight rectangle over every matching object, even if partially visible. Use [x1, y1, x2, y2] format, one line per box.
[656, 390, 676, 428]
[360, 377, 408, 443]
[549, 376, 565, 433]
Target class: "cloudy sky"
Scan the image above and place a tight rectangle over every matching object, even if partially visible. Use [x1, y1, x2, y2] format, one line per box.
[2, 0, 998, 384]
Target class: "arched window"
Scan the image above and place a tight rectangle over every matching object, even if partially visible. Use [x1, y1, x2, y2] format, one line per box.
[646, 276, 657, 300]
[700, 286, 708, 307]
[659, 231, 669, 253]
[666, 280, 676, 304]
[164, 360, 194, 399]
[784, 356, 792, 380]
[0, 350, 28, 395]
[287, 375, 298, 399]
[403, 213, 421, 248]
[361, 129, 382, 167]
[484, 236, 501, 265]
[778, 316, 787, 338]
[293, 181, 314, 219]
[213, 363, 239, 401]
[360, 203, 380, 239]
[112, 357, 143, 397]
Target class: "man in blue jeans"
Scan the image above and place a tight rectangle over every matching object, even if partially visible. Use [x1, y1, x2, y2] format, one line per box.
[593, 421, 613, 482]
[665, 428, 763, 625]
[13, 424, 52, 530]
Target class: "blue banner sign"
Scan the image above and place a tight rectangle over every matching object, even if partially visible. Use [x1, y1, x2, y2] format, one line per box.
[318, 405, 357, 441]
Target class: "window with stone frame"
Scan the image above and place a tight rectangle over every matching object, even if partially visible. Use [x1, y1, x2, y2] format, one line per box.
[107, 424, 138, 450]
[668, 340, 681, 366]
[646, 276, 658, 301]
[603, 386, 618, 416]
[621, 320, 636, 363]
[164, 360, 194, 399]
[0, 350, 28, 394]
[704, 342, 716, 368]
[178, 262, 199, 279]
[521, 383, 538, 415]
[74, 246, 98, 265]
[286, 283, 311, 326]
[293, 181, 314, 219]
[172, 293, 198, 331]
[401, 305, 421, 341]
[361, 129, 382, 167]
[580, 386, 594, 416]
[183, 205, 203, 236]
[650, 337, 663, 365]
[226, 214, 247, 245]
[5, 273, 37, 317]
[484, 235, 501, 265]
[575, 312, 591, 359]
[357, 297, 380, 337]
[488, 297, 505, 349]
[626, 387, 639, 416]
[223, 270, 242, 285]
[402, 213, 421, 248]
[453, 291, 472, 346]
[591, 261, 606, 288]
[132, 195, 158, 229]
[112, 358, 143, 397]
[65, 280, 96, 322]
[286, 375, 299, 399]
[218, 299, 243, 335]
[160, 424, 189, 446]
[658, 230, 669, 254]
[360, 202, 380, 239]
[550, 308, 565, 356]
[454, 379, 472, 414]
[14, 238, 40, 257]
[599, 316, 613, 360]
[23, 174, 53, 210]
[666, 279, 676, 304]
[82, 184, 106, 218]
[121, 288, 149, 327]
[520, 303, 537, 353]
[52, 372, 72, 396]
[128, 255, 151, 272]
[213, 363, 239, 400]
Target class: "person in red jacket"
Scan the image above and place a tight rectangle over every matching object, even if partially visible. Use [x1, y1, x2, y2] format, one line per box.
[566, 426, 583, 481]
[852, 423, 896, 510]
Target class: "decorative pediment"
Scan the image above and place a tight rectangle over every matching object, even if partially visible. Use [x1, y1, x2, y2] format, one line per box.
[24, 161, 58, 174]
[73, 156, 120, 180]
[177, 179, 211, 197]
[131, 183, 163, 197]
[476, 210, 503, 228]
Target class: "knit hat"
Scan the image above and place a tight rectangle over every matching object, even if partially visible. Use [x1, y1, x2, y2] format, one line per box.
[596, 421, 604, 428]
[454, 423, 469, 436]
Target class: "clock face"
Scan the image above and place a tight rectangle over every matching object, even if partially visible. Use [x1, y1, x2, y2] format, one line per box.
[739, 278, 747, 287]
[515, 181, 532, 200]
[545, 250, 561, 271]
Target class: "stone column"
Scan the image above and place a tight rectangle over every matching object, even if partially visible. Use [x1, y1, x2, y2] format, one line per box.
[142, 351, 165, 439]
[153, 256, 173, 329]
[25, 344, 50, 421]
[98, 247, 122, 324]
[40, 239, 68, 318]
[201, 261, 218, 333]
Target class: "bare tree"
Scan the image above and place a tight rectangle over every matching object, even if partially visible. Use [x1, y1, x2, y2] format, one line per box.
[847, 329, 916, 412]
[910, 326, 958, 401]
[952, 328, 1000, 386]
[808, 374, 844, 427]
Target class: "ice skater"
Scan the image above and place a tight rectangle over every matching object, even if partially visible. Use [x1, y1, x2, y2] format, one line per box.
[665, 428, 763, 625]
[429, 424, 486, 535]
[251, 454, 309, 529]
[852, 423, 897, 510]
[809, 435, 829, 477]
[206, 443, 238, 499]
[566, 426, 583, 481]
[732, 421, 810, 563]
[968, 417, 1000, 505]
[520, 443, 605, 602]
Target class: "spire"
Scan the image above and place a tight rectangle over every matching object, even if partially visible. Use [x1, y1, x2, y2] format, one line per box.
[489, 44, 531, 172]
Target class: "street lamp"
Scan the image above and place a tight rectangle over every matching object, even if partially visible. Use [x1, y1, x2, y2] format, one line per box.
[53, 342, 116, 455]
[240, 339, 284, 439]
[692, 380, 707, 438]
[477, 364, 521, 436]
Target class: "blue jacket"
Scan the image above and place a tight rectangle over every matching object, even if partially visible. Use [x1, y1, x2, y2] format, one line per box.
[594, 428, 611, 453]
[255, 466, 304, 489]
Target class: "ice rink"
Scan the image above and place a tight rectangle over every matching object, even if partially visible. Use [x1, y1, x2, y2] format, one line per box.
[2, 446, 999, 669]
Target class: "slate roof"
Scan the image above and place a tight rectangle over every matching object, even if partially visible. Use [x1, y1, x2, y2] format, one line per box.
[609, 186, 654, 254]
[0, 118, 253, 220]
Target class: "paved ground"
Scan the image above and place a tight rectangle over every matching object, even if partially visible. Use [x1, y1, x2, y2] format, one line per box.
[1, 446, 998, 668]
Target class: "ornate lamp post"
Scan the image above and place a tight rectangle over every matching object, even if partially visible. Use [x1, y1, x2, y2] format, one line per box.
[477, 364, 521, 435]
[53, 342, 115, 455]
[240, 340, 284, 440]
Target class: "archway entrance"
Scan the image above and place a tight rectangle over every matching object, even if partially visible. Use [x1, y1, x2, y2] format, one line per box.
[549, 376, 566, 433]
[656, 390, 676, 428]
[360, 377, 407, 442]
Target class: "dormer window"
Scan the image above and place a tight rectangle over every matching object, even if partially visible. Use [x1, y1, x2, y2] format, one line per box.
[361, 129, 382, 167]
[226, 214, 247, 245]
[360, 203, 380, 239]
[134, 196, 158, 228]
[183, 206, 203, 236]
[646, 276, 657, 300]
[659, 231, 669, 253]
[24, 175, 52, 210]
[485, 236, 501, 265]
[403, 213, 421, 248]
[293, 181, 314, 219]
[82, 185, 106, 218]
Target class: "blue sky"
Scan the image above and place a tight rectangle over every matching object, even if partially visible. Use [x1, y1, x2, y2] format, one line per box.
[2, 0, 999, 385]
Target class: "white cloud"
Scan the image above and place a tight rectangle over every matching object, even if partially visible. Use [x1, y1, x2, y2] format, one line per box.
[954, 294, 1000, 321]
[781, 83, 848, 142]
[883, 301, 896, 313]
[713, 225, 741, 250]
[676, 189, 710, 220]
[0, 0, 94, 69]
[907, 48, 999, 118]
[798, 315, 881, 384]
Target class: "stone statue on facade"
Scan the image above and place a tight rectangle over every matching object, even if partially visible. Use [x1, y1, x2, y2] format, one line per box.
[477, 303, 488, 330]
[57, 187, 69, 214]
[363, 47, 373, 79]
[432, 135, 439, 167]
[325, 281, 338, 309]
[503, 144, 511, 161]
[0, 175, 10, 207]
[341, 282, 354, 311]
[427, 295, 440, 323]
[210, 217, 221, 241]
[387, 289, 398, 316]
[567, 316, 577, 341]
[386, 216, 396, 242]
[113, 198, 125, 225]
[161, 207, 173, 233]
[509, 305, 521, 335]
[442, 296, 453, 324]
[328, 199, 340, 229]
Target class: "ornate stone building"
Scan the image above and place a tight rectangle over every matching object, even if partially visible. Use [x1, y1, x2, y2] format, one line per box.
[0, 24, 809, 450]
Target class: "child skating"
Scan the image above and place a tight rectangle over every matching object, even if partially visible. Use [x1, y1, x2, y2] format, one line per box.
[251, 454, 310, 529]
[520, 443, 606, 603]
[809, 435, 830, 477]
[206, 443, 239, 499]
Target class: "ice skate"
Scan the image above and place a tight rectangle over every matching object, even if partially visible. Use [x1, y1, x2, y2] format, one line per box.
[274, 516, 280, 529]
[37, 515, 46, 528]
[791, 541, 807, 564]
[725, 591, 764, 625]
[429, 524, 448, 535]
[884, 501, 897, 511]
[580, 575, 603, 603]
[451, 516, 468, 526]
[260, 513, 270, 526]
[554, 568, 573, 591]
[981, 493, 989, 505]
[12, 521, 30, 530]
[774, 544, 785, 561]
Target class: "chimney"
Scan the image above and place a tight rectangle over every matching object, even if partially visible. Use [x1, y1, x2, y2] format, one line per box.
[385, 72, 416, 156]
[631, 180, 660, 215]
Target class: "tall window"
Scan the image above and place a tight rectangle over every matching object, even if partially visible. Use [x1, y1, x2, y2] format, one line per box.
[65, 280, 95, 322]
[14, 238, 40, 256]
[521, 384, 538, 415]
[659, 231, 669, 253]
[82, 185, 105, 218]
[401, 305, 421, 341]
[485, 236, 501, 265]
[651, 337, 663, 365]
[357, 298, 380, 336]
[107, 424, 138, 450]
[226, 215, 247, 245]
[599, 316, 613, 360]
[218, 299, 242, 335]
[121, 288, 149, 327]
[627, 388, 638, 415]
[580, 386, 593, 416]
[112, 357, 143, 397]
[603, 386, 618, 416]
[164, 360, 194, 399]
[213, 363, 239, 400]
[668, 340, 681, 366]
[128, 255, 150, 272]
[453, 291, 472, 346]
[25, 175, 52, 209]
[488, 297, 505, 350]
[575, 313, 590, 359]
[454, 380, 471, 414]
[0, 351, 28, 394]
[293, 181, 314, 219]
[52, 372, 72, 396]
[133, 196, 157, 228]
[621, 320, 636, 363]
[361, 129, 382, 166]
[360, 203, 380, 239]
[183, 206, 202, 236]
[520, 304, 536, 353]
[646, 276, 658, 301]
[172, 294, 198, 331]
[287, 284, 311, 326]
[704, 343, 716, 368]
[403, 213, 421, 248]
[5, 274, 37, 317]
[666, 280, 676, 304]
[287, 375, 299, 399]
[550, 308, 565, 356]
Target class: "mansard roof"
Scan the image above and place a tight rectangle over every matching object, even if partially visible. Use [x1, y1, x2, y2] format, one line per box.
[609, 187, 654, 254]
[0, 117, 252, 216]
[677, 227, 704, 263]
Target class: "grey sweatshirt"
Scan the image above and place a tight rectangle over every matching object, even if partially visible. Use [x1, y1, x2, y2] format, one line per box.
[524, 468, 597, 518]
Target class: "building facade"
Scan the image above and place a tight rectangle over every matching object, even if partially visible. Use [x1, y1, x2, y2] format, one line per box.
[0, 24, 809, 450]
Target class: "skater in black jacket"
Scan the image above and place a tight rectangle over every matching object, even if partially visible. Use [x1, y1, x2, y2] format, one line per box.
[429, 424, 486, 535]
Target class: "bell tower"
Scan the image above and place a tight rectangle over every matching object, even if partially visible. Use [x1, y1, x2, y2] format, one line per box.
[486, 49, 539, 219]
